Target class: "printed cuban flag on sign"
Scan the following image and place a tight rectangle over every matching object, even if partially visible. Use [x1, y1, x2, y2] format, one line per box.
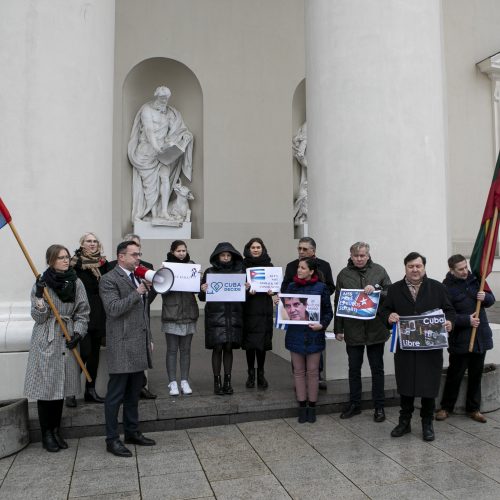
[352, 292, 378, 318]
[0, 198, 12, 230]
[249, 268, 266, 281]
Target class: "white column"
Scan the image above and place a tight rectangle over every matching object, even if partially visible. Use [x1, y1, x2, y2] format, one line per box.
[477, 52, 500, 162]
[305, 0, 449, 280]
[0, 1, 115, 398]
[0, 0, 115, 301]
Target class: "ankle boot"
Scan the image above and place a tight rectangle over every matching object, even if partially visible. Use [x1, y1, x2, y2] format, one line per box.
[84, 387, 105, 403]
[306, 406, 316, 423]
[52, 427, 68, 449]
[214, 375, 224, 395]
[246, 368, 255, 388]
[222, 374, 233, 394]
[422, 418, 435, 441]
[257, 369, 268, 389]
[42, 430, 60, 453]
[391, 417, 411, 437]
[298, 406, 307, 424]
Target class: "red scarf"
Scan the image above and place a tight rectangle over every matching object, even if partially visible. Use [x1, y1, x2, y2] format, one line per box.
[293, 274, 319, 286]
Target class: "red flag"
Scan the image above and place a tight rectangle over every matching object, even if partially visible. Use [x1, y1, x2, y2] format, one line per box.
[0, 198, 12, 229]
[470, 152, 500, 285]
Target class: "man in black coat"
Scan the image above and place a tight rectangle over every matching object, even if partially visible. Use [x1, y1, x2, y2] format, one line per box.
[281, 237, 335, 295]
[379, 252, 455, 442]
[436, 254, 495, 423]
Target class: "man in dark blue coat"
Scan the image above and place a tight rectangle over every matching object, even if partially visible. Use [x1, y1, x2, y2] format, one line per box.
[436, 254, 495, 423]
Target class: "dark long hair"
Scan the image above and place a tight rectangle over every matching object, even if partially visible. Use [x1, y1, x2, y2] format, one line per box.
[299, 257, 325, 282]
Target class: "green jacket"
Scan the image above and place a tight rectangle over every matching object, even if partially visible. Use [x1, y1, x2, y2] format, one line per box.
[334, 259, 391, 346]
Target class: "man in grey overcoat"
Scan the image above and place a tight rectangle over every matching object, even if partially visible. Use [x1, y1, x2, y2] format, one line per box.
[99, 240, 156, 456]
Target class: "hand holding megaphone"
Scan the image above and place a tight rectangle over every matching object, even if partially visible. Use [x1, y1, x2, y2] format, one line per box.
[134, 265, 175, 294]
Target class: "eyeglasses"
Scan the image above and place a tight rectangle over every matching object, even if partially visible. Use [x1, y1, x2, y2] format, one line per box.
[298, 246, 311, 251]
[129, 252, 142, 258]
[57, 256, 70, 261]
[84, 240, 98, 244]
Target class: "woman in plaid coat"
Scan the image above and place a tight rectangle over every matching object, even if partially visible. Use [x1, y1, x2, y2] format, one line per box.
[24, 244, 90, 452]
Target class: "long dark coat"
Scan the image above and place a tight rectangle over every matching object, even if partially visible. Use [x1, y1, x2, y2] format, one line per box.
[242, 289, 274, 351]
[379, 276, 455, 398]
[199, 242, 244, 349]
[73, 260, 109, 338]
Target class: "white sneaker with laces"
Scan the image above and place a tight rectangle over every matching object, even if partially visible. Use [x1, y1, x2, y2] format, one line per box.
[180, 380, 192, 395]
[168, 381, 179, 396]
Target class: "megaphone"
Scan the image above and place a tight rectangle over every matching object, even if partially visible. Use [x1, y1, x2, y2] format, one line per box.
[134, 265, 175, 294]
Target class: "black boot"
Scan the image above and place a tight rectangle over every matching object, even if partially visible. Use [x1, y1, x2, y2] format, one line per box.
[214, 375, 224, 395]
[298, 406, 307, 424]
[222, 374, 233, 395]
[246, 368, 255, 388]
[42, 430, 59, 453]
[257, 369, 268, 389]
[84, 387, 105, 403]
[422, 418, 435, 441]
[65, 396, 77, 408]
[306, 406, 316, 424]
[391, 417, 411, 437]
[52, 428, 68, 449]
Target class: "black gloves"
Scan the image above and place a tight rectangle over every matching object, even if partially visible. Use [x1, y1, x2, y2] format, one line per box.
[66, 333, 82, 350]
[35, 276, 46, 299]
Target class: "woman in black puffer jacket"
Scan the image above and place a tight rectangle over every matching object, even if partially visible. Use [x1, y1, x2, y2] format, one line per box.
[242, 237, 274, 390]
[199, 242, 244, 395]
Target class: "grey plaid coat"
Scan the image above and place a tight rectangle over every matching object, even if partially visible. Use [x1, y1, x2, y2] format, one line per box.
[99, 266, 152, 374]
[24, 279, 90, 400]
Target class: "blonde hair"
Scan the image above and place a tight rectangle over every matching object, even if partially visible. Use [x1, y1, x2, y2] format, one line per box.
[79, 232, 103, 254]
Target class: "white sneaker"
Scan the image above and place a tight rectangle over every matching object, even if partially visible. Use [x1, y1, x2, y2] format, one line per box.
[180, 380, 192, 395]
[168, 381, 179, 396]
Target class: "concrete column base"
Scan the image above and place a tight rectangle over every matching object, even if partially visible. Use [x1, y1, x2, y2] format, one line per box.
[0, 398, 29, 458]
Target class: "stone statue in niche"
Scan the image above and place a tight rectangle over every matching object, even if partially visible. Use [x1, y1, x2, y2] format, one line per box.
[292, 121, 308, 226]
[128, 86, 194, 227]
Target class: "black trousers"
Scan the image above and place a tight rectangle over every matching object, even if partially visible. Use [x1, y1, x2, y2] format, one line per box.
[400, 394, 435, 420]
[105, 371, 143, 442]
[346, 342, 385, 408]
[37, 399, 64, 433]
[80, 333, 102, 389]
[440, 351, 486, 413]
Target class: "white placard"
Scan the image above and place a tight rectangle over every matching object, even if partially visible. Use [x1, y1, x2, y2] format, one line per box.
[162, 262, 201, 292]
[246, 266, 283, 293]
[206, 274, 246, 302]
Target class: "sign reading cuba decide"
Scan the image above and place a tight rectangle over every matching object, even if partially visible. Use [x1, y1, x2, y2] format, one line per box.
[205, 274, 246, 302]
[162, 262, 202, 292]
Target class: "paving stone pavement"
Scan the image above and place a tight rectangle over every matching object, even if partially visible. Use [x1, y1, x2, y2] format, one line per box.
[3, 406, 500, 499]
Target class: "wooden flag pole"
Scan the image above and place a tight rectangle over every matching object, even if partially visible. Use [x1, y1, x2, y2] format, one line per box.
[469, 206, 499, 352]
[7, 220, 92, 382]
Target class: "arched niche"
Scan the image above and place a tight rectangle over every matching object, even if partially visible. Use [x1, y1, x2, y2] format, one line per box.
[292, 78, 306, 238]
[121, 57, 203, 238]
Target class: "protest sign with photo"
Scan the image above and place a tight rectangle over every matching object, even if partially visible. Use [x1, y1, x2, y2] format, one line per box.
[162, 262, 201, 292]
[277, 293, 321, 325]
[246, 266, 283, 293]
[336, 289, 381, 320]
[397, 310, 448, 350]
[205, 273, 246, 302]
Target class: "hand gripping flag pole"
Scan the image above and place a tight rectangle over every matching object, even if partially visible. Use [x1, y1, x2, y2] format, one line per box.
[468, 151, 500, 352]
[0, 198, 92, 382]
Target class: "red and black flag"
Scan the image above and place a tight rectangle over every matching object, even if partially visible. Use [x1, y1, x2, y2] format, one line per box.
[469, 151, 500, 289]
